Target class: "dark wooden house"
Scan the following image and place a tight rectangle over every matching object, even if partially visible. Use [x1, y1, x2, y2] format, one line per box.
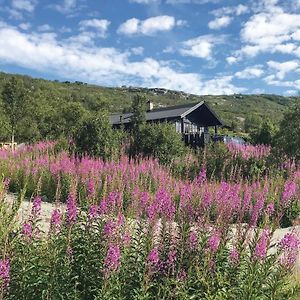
[110, 101, 223, 147]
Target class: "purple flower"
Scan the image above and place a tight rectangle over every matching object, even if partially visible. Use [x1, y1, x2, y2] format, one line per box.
[86, 179, 95, 197]
[265, 203, 275, 216]
[104, 244, 121, 274]
[207, 231, 221, 254]
[147, 247, 160, 270]
[278, 232, 300, 251]
[282, 181, 298, 207]
[229, 247, 240, 266]
[31, 195, 42, 218]
[0, 259, 10, 288]
[188, 231, 198, 250]
[66, 192, 77, 225]
[50, 209, 62, 232]
[22, 222, 33, 238]
[88, 204, 99, 220]
[253, 229, 270, 261]
[278, 232, 300, 269]
[103, 220, 117, 238]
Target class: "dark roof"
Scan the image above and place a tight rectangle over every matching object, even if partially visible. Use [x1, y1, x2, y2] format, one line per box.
[110, 101, 223, 126]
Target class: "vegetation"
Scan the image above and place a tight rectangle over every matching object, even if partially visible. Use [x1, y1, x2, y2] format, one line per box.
[0, 72, 298, 142]
[0, 142, 300, 299]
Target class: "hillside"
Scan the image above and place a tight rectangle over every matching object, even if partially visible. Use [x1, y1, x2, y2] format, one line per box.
[0, 71, 297, 141]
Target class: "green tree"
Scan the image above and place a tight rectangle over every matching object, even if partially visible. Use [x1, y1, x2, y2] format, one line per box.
[131, 94, 147, 129]
[244, 114, 262, 133]
[251, 119, 277, 145]
[1, 77, 29, 145]
[61, 102, 89, 138]
[74, 110, 123, 160]
[275, 101, 300, 159]
[131, 122, 186, 164]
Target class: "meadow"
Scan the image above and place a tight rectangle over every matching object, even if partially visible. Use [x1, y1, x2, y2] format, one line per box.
[0, 141, 300, 299]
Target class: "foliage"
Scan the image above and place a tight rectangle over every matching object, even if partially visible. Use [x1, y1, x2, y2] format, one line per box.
[0, 142, 300, 299]
[275, 101, 300, 160]
[0, 72, 297, 142]
[74, 110, 124, 160]
[1, 77, 29, 144]
[131, 122, 186, 164]
[250, 119, 278, 145]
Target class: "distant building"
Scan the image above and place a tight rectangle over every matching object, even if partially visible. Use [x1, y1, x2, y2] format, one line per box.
[110, 101, 223, 147]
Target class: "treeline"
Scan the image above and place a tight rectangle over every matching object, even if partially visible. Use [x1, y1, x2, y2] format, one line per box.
[0, 72, 298, 142]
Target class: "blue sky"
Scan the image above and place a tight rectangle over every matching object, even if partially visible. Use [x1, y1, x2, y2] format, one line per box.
[0, 0, 299, 95]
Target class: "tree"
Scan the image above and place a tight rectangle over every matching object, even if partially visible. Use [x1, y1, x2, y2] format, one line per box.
[130, 123, 186, 164]
[275, 101, 300, 159]
[131, 94, 147, 129]
[1, 77, 28, 145]
[251, 119, 277, 145]
[244, 114, 262, 133]
[74, 110, 123, 160]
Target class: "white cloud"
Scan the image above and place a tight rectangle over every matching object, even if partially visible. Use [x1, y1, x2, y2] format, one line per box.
[238, 8, 300, 59]
[37, 24, 52, 32]
[179, 35, 224, 59]
[226, 56, 238, 64]
[52, 0, 77, 14]
[11, 0, 37, 12]
[267, 60, 300, 79]
[19, 22, 31, 30]
[131, 47, 144, 55]
[129, 0, 160, 3]
[208, 16, 232, 30]
[235, 66, 264, 79]
[211, 4, 248, 17]
[0, 23, 243, 95]
[79, 19, 110, 38]
[118, 16, 178, 36]
[166, 0, 221, 4]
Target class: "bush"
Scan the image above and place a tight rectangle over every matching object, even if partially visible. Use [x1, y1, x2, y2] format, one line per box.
[74, 111, 124, 160]
[131, 122, 186, 164]
[275, 101, 300, 160]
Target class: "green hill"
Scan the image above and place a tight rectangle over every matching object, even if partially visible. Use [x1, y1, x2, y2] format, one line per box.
[0, 71, 297, 141]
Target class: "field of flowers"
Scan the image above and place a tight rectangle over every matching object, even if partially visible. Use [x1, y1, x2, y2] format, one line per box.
[0, 141, 300, 299]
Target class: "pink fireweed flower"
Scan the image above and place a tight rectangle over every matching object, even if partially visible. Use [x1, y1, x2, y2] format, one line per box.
[196, 168, 207, 184]
[147, 247, 160, 270]
[0, 259, 10, 288]
[104, 244, 121, 274]
[167, 249, 177, 268]
[66, 192, 77, 225]
[31, 195, 42, 218]
[278, 232, 300, 251]
[278, 232, 300, 269]
[22, 222, 33, 238]
[103, 220, 117, 238]
[50, 209, 62, 232]
[265, 203, 275, 216]
[253, 229, 270, 261]
[86, 179, 95, 197]
[188, 231, 198, 250]
[229, 247, 240, 266]
[282, 181, 298, 207]
[88, 204, 99, 220]
[122, 232, 131, 246]
[206, 231, 221, 254]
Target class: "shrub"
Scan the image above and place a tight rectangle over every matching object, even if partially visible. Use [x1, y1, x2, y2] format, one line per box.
[131, 122, 186, 164]
[74, 110, 124, 160]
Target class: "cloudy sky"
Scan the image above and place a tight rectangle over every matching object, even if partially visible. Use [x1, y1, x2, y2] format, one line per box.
[0, 0, 299, 95]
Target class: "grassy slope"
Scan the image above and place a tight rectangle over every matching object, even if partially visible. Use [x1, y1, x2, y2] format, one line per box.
[0, 71, 297, 128]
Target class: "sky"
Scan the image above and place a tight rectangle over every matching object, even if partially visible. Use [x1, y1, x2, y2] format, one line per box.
[0, 0, 299, 95]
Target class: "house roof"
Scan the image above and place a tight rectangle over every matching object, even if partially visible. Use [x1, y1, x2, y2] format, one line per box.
[110, 101, 223, 126]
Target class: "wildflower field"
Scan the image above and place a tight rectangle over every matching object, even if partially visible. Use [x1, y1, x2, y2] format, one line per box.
[0, 141, 300, 299]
